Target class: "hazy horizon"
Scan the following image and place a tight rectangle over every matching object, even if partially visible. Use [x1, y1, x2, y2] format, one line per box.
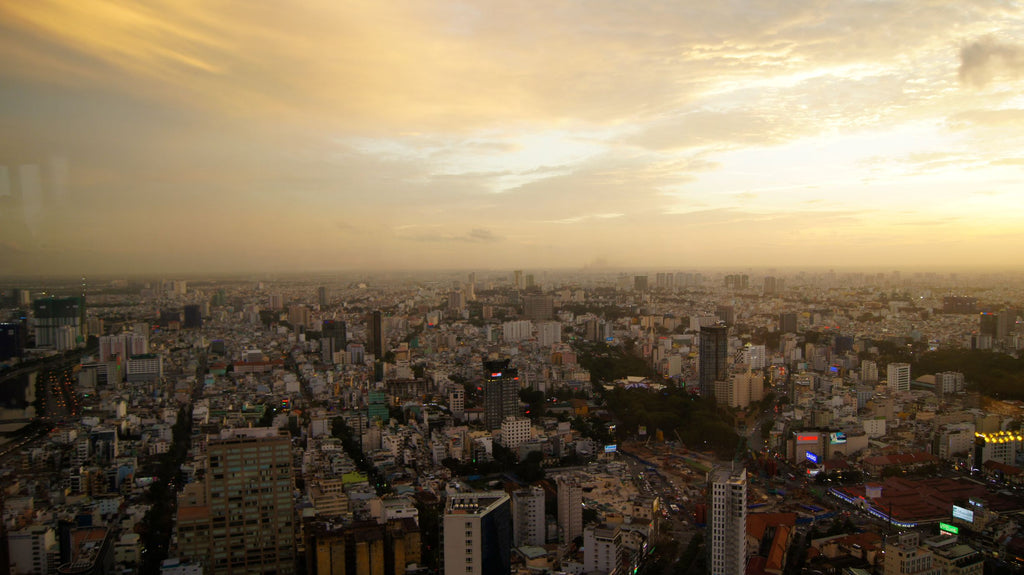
[3, 1, 1024, 276]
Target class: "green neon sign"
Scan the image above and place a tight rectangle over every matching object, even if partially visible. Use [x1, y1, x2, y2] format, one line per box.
[939, 522, 959, 535]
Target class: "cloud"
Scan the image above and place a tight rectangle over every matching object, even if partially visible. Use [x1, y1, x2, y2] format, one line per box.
[959, 37, 1024, 87]
[404, 227, 502, 243]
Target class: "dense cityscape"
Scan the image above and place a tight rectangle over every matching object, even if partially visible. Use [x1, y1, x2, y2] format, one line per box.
[1, 269, 1023, 575]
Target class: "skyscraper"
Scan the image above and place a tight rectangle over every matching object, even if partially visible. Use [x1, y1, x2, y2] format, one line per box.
[443, 491, 512, 575]
[321, 319, 347, 356]
[317, 286, 328, 307]
[183, 304, 202, 329]
[366, 310, 384, 359]
[511, 486, 545, 547]
[522, 294, 553, 321]
[778, 312, 798, 333]
[32, 296, 84, 350]
[556, 474, 583, 545]
[707, 465, 746, 575]
[699, 324, 729, 399]
[887, 362, 911, 393]
[483, 359, 519, 430]
[175, 428, 296, 574]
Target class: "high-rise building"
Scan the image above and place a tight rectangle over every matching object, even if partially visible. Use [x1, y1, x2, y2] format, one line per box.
[537, 321, 561, 347]
[763, 276, 779, 295]
[322, 320, 347, 356]
[861, 360, 879, 384]
[699, 324, 729, 399]
[513, 270, 524, 290]
[317, 286, 328, 307]
[887, 363, 911, 393]
[556, 475, 583, 544]
[443, 491, 512, 575]
[633, 275, 649, 292]
[979, 312, 999, 339]
[778, 312, 798, 334]
[32, 296, 85, 350]
[522, 294, 554, 321]
[583, 524, 623, 575]
[448, 290, 466, 313]
[175, 428, 296, 575]
[707, 465, 746, 575]
[483, 360, 519, 430]
[0, 321, 27, 360]
[715, 305, 735, 327]
[501, 416, 531, 453]
[449, 388, 465, 420]
[511, 486, 545, 547]
[935, 371, 965, 396]
[366, 311, 384, 359]
[942, 296, 977, 314]
[288, 305, 311, 331]
[183, 304, 202, 329]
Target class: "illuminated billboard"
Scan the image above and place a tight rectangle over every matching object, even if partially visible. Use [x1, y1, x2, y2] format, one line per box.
[795, 434, 819, 444]
[830, 432, 847, 444]
[952, 505, 974, 523]
[604, 444, 617, 453]
[805, 451, 820, 464]
[939, 522, 959, 535]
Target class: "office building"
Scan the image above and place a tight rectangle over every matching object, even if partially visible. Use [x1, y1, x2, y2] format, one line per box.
[861, 360, 879, 384]
[367, 311, 384, 359]
[935, 371, 965, 396]
[583, 524, 623, 575]
[449, 388, 465, 420]
[537, 321, 561, 347]
[513, 270, 523, 290]
[321, 319, 348, 360]
[763, 276, 779, 295]
[511, 486, 545, 547]
[556, 474, 583, 544]
[523, 294, 554, 321]
[175, 428, 295, 574]
[443, 491, 512, 575]
[699, 324, 729, 399]
[778, 312, 798, 334]
[707, 465, 747, 575]
[317, 286, 328, 307]
[633, 275, 648, 292]
[483, 360, 519, 430]
[942, 296, 977, 314]
[887, 363, 911, 393]
[0, 321, 26, 360]
[288, 304, 311, 331]
[183, 304, 202, 329]
[32, 296, 85, 350]
[501, 416, 531, 453]
[126, 354, 163, 383]
[715, 305, 735, 327]
[448, 290, 466, 313]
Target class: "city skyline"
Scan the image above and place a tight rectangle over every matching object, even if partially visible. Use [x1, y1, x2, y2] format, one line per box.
[2, 1, 1024, 276]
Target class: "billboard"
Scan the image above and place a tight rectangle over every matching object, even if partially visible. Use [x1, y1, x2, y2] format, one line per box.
[604, 444, 617, 453]
[952, 505, 974, 523]
[939, 522, 959, 535]
[830, 432, 847, 444]
[805, 451, 820, 464]
[795, 434, 819, 444]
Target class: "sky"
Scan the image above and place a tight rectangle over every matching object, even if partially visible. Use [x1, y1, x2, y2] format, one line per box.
[1, 1, 1023, 276]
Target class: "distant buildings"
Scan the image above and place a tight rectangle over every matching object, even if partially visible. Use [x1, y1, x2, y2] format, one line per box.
[32, 296, 85, 350]
[511, 486, 545, 547]
[523, 294, 554, 321]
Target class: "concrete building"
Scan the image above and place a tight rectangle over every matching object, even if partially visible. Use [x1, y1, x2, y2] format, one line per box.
[443, 491, 512, 575]
[557, 474, 583, 545]
[512, 486, 546, 547]
[483, 359, 519, 430]
[699, 324, 729, 399]
[501, 416, 531, 453]
[175, 428, 296, 574]
[583, 524, 623, 574]
[887, 363, 911, 393]
[708, 465, 746, 575]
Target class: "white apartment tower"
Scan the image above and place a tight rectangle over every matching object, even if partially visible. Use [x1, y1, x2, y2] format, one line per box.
[512, 486, 546, 547]
[501, 416, 531, 453]
[887, 363, 911, 393]
[557, 474, 583, 544]
[708, 465, 747, 575]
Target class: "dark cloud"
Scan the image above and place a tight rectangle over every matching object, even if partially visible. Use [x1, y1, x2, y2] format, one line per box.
[959, 37, 1024, 87]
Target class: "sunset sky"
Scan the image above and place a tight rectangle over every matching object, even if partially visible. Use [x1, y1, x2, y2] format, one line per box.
[2, 1, 1023, 276]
